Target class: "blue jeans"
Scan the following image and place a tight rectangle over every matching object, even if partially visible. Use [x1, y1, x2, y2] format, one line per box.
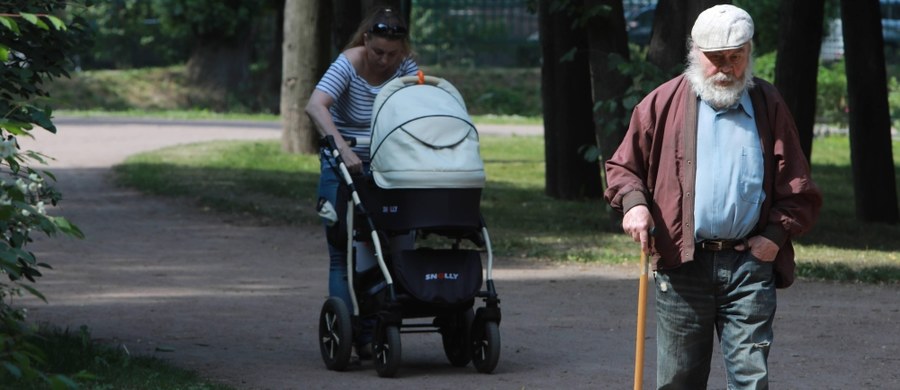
[318, 158, 349, 306]
[654, 249, 776, 390]
[318, 157, 373, 345]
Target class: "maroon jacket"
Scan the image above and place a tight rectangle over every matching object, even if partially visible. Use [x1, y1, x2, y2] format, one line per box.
[604, 75, 822, 288]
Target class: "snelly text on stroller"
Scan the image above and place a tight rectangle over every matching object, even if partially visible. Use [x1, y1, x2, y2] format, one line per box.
[317, 73, 501, 377]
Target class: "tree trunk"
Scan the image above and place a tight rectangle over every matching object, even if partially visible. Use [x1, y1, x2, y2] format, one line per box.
[332, 0, 362, 54]
[263, 0, 285, 114]
[774, 0, 824, 163]
[840, 0, 899, 223]
[584, 0, 630, 194]
[646, 0, 723, 75]
[185, 33, 253, 110]
[280, 0, 331, 154]
[539, 0, 601, 200]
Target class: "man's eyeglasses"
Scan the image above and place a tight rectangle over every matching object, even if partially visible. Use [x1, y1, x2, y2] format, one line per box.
[369, 23, 407, 37]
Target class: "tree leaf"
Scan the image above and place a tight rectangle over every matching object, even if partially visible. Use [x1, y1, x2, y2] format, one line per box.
[29, 109, 56, 133]
[0, 16, 19, 34]
[20, 12, 38, 25]
[51, 217, 84, 239]
[2, 362, 22, 379]
[45, 15, 67, 31]
[20, 284, 47, 303]
[623, 96, 640, 111]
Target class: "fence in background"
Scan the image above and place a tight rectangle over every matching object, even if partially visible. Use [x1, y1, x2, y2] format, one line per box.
[410, 0, 538, 67]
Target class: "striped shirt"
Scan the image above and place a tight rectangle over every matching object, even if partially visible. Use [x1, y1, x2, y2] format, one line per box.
[315, 54, 419, 161]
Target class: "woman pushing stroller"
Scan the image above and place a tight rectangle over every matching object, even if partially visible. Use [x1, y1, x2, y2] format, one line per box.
[305, 8, 418, 358]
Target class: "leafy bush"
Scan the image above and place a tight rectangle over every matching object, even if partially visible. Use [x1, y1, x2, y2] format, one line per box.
[754, 51, 850, 128]
[753, 50, 776, 82]
[0, 2, 85, 387]
[816, 59, 849, 127]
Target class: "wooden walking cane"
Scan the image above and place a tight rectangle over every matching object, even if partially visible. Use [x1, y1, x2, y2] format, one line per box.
[633, 242, 650, 389]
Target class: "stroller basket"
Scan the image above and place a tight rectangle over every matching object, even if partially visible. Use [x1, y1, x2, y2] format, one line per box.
[394, 249, 483, 305]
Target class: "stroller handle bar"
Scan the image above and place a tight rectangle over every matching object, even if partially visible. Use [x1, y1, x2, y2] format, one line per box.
[318, 135, 370, 149]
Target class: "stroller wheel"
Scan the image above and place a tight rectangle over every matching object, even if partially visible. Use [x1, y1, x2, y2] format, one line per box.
[471, 320, 500, 374]
[374, 325, 402, 377]
[318, 297, 353, 371]
[440, 308, 474, 367]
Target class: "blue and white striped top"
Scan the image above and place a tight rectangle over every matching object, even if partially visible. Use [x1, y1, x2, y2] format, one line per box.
[315, 54, 419, 161]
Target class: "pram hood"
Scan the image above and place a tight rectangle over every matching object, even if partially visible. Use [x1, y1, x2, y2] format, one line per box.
[370, 75, 485, 189]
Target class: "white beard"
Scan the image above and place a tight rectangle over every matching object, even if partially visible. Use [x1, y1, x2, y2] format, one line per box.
[685, 50, 755, 110]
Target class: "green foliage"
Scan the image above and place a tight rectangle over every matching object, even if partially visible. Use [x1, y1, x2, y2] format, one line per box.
[2, 325, 233, 389]
[422, 66, 542, 116]
[816, 59, 849, 127]
[75, 0, 189, 69]
[752, 50, 776, 83]
[150, 0, 261, 42]
[753, 51, 854, 129]
[0, 2, 85, 388]
[583, 45, 668, 163]
[889, 75, 900, 130]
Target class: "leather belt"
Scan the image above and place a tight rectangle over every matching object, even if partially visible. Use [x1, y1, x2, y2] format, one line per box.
[697, 239, 745, 251]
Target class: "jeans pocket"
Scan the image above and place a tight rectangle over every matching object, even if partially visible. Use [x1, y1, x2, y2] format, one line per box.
[654, 271, 671, 293]
[740, 252, 775, 284]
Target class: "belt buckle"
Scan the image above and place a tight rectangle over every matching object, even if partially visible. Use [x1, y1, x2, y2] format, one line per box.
[703, 240, 724, 251]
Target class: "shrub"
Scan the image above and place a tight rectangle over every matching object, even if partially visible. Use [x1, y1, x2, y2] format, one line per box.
[0, 3, 85, 387]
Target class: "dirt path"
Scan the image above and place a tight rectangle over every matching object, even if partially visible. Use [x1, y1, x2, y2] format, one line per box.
[17, 118, 899, 389]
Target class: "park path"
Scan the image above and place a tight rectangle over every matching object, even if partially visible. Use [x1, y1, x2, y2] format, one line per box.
[14, 117, 900, 389]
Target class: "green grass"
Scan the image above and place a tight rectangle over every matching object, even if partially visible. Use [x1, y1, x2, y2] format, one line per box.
[1, 326, 232, 390]
[113, 134, 900, 284]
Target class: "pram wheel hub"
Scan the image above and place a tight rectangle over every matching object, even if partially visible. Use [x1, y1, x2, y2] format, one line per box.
[472, 320, 501, 373]
[374, 325, 401, 377]
[318, 297, 353, 371]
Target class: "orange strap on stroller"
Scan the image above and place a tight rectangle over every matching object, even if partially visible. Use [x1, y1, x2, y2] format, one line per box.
[417, 70, 425, 84]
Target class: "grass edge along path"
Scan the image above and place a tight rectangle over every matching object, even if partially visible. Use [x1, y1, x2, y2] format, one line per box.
[112, 134, 900, 285]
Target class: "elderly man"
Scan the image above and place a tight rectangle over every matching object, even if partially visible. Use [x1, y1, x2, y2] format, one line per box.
[604, 4, 822, 389]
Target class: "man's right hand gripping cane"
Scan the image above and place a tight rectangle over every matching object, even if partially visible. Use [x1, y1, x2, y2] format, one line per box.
[623, 205, 655, 255]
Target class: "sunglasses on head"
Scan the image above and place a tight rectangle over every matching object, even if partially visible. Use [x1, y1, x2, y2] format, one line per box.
[369, 23, 407, 37]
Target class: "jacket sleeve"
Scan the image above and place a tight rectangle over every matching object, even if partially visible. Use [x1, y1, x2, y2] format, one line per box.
[604, 104, 652, 213]
[765, 89, 823, 243]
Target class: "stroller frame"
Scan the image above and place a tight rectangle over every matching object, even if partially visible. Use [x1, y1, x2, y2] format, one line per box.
[317, 123, 501, 378]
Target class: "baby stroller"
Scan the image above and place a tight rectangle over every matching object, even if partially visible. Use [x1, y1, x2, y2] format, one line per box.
[317, 73, 501, 378]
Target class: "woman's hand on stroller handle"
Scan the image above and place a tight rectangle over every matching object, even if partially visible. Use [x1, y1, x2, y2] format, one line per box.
[321, 135, 364, 174]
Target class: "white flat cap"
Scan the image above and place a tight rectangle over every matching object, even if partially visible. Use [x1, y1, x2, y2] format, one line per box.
[691, 4, 754, 52]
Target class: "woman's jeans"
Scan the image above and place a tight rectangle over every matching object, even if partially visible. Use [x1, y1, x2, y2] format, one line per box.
[318, 157, 373, 346]
[654, 249, 776, 390]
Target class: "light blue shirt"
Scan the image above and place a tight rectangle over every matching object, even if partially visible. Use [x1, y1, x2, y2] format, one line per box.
[693, 91, 765, 241]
